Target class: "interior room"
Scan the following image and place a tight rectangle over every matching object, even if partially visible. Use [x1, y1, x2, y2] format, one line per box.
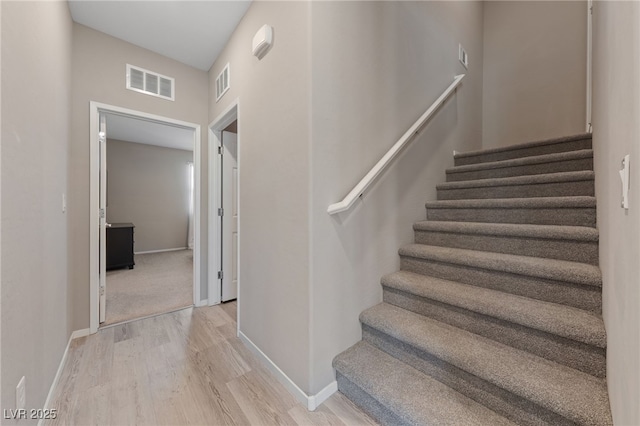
[102, 113, 195, 326]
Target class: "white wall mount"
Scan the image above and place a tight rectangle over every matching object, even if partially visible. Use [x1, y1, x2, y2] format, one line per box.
[459, 44, 469, 69]
[252, 25, 273, 59]
[619, 154, 630, 209]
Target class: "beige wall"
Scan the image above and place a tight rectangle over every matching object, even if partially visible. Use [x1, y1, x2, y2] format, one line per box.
[482, 1, 587, 148]
[70, 23, 209, 323]
[209, 2, 312, 392]
[1, 1, 72, 420]
[106, 139, 193, 253]
[592, 1, 640, 424]
[309, 1, 484, 394]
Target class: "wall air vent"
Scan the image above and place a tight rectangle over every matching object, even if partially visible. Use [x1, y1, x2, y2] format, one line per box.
[126, 64, 175, 101]
[215, 63, 230, 102]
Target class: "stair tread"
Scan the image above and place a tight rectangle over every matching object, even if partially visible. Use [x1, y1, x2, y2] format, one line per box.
[425, 196, 596, 209]
[399, 244, 601, 287]
[455, 134, 592, 160]
[360, 303, 611, 426]
[447, 149, 593, 175]
[413, 221, 599, 241]
[382, 270, 605, 347]
[333, 341, 516, 426]
[437, 170, 594, 190]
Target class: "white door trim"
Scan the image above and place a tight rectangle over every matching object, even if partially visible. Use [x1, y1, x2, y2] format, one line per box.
[586, 0, 593, 133]
[208, 99, 239, 324]
[89, 101, 202, 333]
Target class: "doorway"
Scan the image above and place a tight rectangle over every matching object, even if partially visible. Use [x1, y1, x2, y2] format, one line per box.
[89, 102, 202, 333]
[102, 113, 195, 325]
[208, 101, 239, 322]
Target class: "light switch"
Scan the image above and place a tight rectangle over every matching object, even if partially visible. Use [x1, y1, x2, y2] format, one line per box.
[62, 193, 67, 213]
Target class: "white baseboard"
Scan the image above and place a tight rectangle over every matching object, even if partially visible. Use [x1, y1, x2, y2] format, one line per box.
[134, 247, 188, 255]
[238, 331, 337, 411]
[309, 381, 338, 411]
[39, 328, 90, 426]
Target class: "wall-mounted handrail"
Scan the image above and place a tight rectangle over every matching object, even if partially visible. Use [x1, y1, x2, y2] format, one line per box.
[327, 74, 465, 215]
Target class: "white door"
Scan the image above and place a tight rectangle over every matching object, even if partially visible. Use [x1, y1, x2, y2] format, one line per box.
[99, 113, 107, 323]
[221, 131, 238, 302]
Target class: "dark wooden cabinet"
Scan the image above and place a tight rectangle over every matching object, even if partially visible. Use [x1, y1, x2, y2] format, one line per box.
[106, 223, 135, 270]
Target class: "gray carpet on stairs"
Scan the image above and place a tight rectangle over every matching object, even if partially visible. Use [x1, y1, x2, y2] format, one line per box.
[333, 133, 613, 425]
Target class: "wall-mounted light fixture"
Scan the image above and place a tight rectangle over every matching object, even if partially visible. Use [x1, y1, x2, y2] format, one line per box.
[252, 25, 273, 59]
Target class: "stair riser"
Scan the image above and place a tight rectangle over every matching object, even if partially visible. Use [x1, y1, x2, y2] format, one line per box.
[455, 139, 592, 166]
[383, 287, 606, 378]
[426, 206, 596, 227]
[437, 180, 594, 200]
[446, 157, 593, 182]
[362, 325, 573, 426]
[414, 230, 599, 265]
[336, 373, 409, 426]
[400, 256, 602, 312]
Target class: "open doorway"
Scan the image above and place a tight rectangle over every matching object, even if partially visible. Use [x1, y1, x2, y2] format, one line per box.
[102, 113, 195, 325]
[208, 101, 239, 323]
[89, 102, 202, 334]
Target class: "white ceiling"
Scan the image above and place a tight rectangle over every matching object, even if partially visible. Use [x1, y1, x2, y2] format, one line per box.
[105, 113, 194, 151]
[68, 1, 252, 71]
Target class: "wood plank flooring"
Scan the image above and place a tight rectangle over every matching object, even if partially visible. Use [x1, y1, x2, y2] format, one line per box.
[46, 302, 378, 426]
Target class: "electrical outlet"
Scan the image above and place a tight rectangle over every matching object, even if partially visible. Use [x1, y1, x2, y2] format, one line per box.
[459, 44, 469, 69]
[16, 376, 26, 410]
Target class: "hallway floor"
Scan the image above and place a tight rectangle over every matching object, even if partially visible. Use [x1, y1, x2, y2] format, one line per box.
[46, 302, 377, 425]
[104, 249, 193, 326]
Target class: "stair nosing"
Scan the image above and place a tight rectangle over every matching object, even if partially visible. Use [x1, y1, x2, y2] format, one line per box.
[382, 270, 606, 347]
[413, 221, 599, 242]
[360, 303, 610, 426]
[437, 170, 594, 190]
[398, 244, 602, 287]
[447, 149, 593, 174]
[454, 134, 592, 160]
[425, 196, 596, 209]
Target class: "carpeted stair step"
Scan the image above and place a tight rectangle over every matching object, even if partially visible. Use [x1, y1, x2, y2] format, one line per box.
[426, 196, 596, 227]
[360, 303, 612, 426]
[446, 149, 593, 182]
[332, 341, 516, 426]
[399, 244, 602, 312]
[454, 134, 592, 166]
[381, 270, 606, 377]
[436, 171, 594, 200]
[413, 221, 599, 264]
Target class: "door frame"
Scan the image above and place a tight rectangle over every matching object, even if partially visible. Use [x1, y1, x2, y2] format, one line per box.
[89, 101, 202, 334]
[207, 99, 239, 316]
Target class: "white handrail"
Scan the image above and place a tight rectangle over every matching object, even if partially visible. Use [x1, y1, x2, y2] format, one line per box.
[327, 74, 466, 215]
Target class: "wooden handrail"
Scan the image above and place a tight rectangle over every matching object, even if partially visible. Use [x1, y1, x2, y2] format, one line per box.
[327, 74, 465, 215]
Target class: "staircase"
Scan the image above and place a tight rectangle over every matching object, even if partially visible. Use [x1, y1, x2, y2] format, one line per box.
[333, 134, 613, 425]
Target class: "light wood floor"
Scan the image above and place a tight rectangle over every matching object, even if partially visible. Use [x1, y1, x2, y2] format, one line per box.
[46, 302, 378, 426]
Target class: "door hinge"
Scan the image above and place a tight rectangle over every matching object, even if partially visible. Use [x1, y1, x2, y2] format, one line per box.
[218, 146, 223, 155]
[100, 286, 105, 296]
[100, 208, 105, 219]
[218, 208, 224, 217]
[218, 271, 224, 280]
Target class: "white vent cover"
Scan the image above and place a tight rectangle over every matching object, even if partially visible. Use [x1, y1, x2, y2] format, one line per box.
[126, 64, 175, 101]
[215, 63, 230, 102]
